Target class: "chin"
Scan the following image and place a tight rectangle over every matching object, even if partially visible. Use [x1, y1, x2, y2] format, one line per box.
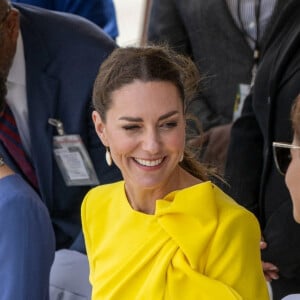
[135, 176, 167, 190]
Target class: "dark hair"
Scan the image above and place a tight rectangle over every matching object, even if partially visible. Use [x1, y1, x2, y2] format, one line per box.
[93, 45, 209, 181]
[291, 94, 300, 141]
[0, 0, 10, 19]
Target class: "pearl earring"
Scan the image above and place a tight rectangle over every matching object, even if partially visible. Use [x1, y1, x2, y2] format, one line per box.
[105, 147, 112, 166]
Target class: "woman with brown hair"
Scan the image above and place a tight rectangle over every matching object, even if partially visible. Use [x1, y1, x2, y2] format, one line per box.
[82, 45, 269, 299]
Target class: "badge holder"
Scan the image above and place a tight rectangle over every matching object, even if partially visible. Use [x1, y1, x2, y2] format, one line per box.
[49, 118, 99, 186]
[233, 83, 250, 122]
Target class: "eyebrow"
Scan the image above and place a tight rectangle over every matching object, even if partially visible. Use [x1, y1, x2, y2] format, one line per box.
[119, 110, 179, 122]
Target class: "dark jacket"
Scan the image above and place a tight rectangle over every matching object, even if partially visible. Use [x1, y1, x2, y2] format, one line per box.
[147, 0, 254, 130]
[0, 4, 122, 251]
[225, 1, 300, 298]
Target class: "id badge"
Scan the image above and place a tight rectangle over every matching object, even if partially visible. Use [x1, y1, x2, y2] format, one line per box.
[233, 84, 251, 122]
[52, 134, 100, 186]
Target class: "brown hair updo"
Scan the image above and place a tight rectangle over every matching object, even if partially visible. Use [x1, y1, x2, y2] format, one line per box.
[92, 45, 209, 181]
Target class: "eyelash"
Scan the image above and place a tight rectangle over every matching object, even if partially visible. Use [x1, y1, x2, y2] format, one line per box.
[122, 121, 178, 131]
[162, 121, 177, 128]
[122, 125, 140, 131]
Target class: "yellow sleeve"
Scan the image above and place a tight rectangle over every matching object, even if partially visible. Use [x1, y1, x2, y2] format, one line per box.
[204, 207, 269, 299]
[157, 183, 269, 299]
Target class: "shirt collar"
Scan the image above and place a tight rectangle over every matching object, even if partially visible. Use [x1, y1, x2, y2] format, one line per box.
[7, 31, 26, 86]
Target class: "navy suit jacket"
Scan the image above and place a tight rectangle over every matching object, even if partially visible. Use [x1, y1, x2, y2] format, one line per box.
[1, 4, 122, 250]
[0, 174, 55, 300]
[12, 0, 119, 39]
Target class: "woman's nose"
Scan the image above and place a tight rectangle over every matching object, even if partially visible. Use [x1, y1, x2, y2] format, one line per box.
[141, 130, 161, 154]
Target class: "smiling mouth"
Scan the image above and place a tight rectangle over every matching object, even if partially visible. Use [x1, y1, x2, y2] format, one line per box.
[134, 158, 164, 167]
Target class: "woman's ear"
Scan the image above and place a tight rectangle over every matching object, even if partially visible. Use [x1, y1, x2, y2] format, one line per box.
[92, 110, 108, 146]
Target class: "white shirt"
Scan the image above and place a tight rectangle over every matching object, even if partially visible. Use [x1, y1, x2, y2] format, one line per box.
[6, 32, 32, 157]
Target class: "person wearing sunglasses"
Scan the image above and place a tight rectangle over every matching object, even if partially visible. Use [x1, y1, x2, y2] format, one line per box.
[273, 95, 300, 223]
[273, 96, 300, 300]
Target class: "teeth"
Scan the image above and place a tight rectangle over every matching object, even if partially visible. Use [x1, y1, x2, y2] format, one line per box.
[135, 158, 163, 167]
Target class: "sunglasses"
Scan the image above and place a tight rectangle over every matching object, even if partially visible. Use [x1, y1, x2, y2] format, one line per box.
[272, 142, 300, 175]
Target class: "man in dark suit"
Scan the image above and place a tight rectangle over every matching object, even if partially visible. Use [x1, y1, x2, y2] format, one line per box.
[0, 0, 122, 251]
[224, 1, 300, 298]
[147, 0, 277, 171]
[0, 0, 122, 297]
[0, 61, 55, 299]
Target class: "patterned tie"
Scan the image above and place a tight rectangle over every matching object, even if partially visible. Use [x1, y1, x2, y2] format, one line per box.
[0, 103, 38, 189]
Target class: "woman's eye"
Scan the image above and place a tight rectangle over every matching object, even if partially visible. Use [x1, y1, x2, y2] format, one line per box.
[122, 125, 140, 131]
[161, 121, 178, 129]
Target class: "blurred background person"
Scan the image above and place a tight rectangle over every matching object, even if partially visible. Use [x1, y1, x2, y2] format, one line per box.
[12, 0, 119, 39]
[0, 0, 122, 298]
[0, 0, 121, 253]
[147, 0, 278, 172]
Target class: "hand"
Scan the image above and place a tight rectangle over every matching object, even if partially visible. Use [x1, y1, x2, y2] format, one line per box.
[260, 239, 279, 282]
[0, 163, 14, 179]
[202, 123, 232, 173]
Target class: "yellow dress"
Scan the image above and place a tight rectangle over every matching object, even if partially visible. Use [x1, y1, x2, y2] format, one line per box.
[81, 181, 269, 299]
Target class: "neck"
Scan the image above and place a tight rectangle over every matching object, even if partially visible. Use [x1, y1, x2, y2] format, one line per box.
[124, 166, 201, 214]
[125, 184, 166, 214]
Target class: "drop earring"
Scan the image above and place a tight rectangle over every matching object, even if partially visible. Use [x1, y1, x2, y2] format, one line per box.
[179, 153, 184, 162]
[105, 147, 112, 166]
